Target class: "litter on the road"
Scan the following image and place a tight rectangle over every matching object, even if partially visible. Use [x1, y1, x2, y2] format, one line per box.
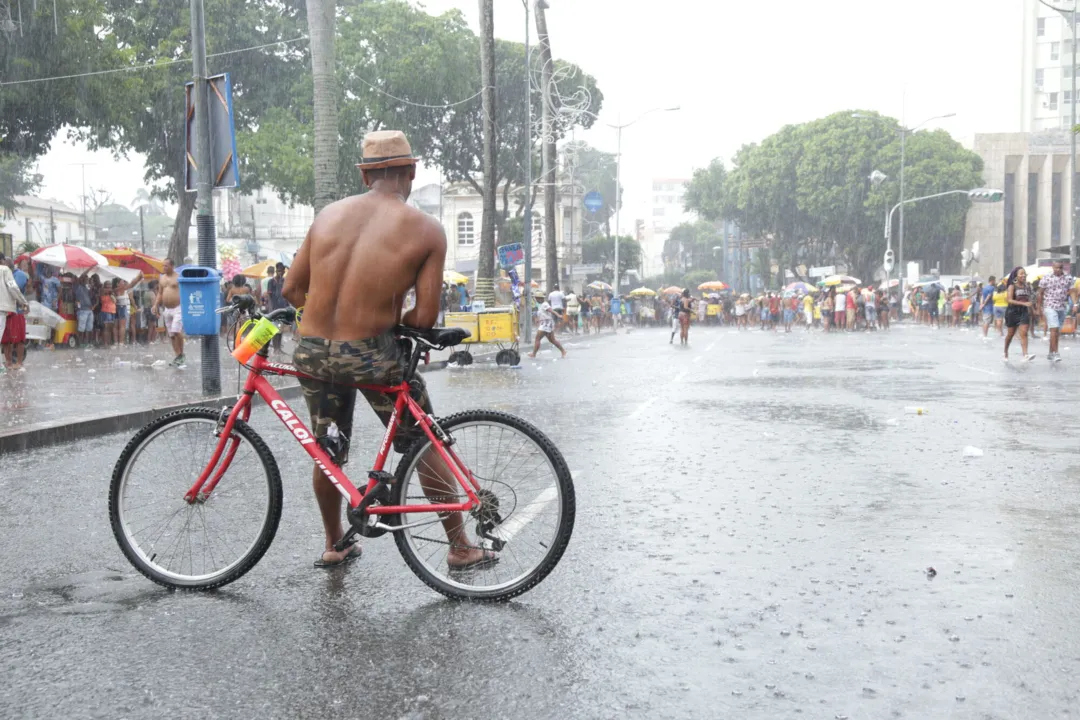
[962, 446, 984, 458]
[884, 418, 899, 426]
[904, 406, 928, 415]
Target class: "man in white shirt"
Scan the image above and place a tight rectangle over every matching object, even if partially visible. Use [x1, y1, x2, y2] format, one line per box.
[547, 284, 566, 332]
[528, 301, 567, 358]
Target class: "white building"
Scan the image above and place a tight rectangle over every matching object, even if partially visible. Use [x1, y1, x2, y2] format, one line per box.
[2, 196, 96, 249]
[440, 181, 584, 289]
[1021, 0, 1080, 132]
[641, 178, 694, 277]
[212, 187, 315, 261]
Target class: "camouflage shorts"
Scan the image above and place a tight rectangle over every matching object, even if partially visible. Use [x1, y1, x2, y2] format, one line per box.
[293, 333, 433, 463]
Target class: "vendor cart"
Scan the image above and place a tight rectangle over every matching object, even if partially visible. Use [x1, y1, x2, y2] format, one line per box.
[443, 306, 521, 366]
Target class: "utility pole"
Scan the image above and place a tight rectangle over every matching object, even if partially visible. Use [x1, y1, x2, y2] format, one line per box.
[49, 207, 55, 244]
[534, 0, 557, 294]
[476, 0, 497, 305]
[190, 0, 220, 395]
[614, 120, 622, 293]
[69, 162, 95, 243]
[521, 0, 534, 341]
[139, 206, 146, 254]
[251, 206, 258, 262]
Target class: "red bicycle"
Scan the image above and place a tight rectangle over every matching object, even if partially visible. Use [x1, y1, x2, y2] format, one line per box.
[108, 296, 575, 601]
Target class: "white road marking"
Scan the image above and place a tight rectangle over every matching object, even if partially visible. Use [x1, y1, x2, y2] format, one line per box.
[673, 370, 689, 383]
[705, 342, 715, 352]
[630, 397, 657, 418]
[493, 486, 559, 542]
[693, 355, 704, 364]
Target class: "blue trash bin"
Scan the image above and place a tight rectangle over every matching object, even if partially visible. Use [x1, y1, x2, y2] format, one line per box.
[177, 266, 220, 336]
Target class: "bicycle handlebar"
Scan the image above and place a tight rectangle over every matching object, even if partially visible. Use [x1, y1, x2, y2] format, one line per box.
[219, 294, 297, 325]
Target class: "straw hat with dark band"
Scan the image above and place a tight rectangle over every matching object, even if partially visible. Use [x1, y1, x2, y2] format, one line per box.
[356, 130, 416, 170]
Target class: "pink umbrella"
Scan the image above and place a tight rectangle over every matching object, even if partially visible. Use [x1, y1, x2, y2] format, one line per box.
[30, 243, 109, 272]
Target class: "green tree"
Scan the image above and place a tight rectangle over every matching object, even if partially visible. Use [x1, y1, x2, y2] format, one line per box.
[716, 110, 983, 282]
[0, 0, 117, 215]
[582, 234, 640, 283]
[664, 221, 722, 274]
[566, 141, 619, 235]
[80, 0, 307, 261]
[683, 158, 727, 221]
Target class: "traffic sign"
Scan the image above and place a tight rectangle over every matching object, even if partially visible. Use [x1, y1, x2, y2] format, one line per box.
[583, 191, 603, 213]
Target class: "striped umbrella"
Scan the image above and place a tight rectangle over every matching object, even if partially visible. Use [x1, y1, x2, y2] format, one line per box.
[30, 243, 108, 271]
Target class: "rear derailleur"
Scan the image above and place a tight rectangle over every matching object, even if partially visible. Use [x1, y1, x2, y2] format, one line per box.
[471, 489, 506, 552]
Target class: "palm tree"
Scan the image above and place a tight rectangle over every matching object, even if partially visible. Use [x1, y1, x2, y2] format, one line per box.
[306, 0, 339, 215]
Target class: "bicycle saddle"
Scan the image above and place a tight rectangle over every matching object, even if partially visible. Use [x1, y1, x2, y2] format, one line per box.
[395, 326, 471, 348]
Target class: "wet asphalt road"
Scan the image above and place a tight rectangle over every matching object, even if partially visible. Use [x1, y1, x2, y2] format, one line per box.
[3, 322, 1080, 719]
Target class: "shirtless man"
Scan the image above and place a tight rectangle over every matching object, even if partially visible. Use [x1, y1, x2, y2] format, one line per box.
[151, 258, 185, 367]
[283, 130, 496, 571]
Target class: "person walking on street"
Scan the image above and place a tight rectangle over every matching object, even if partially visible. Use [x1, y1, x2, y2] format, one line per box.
[152, 258, 186, 367]
[677, 288, 695, 345]
[565, 289, 580, 334]
[1003, 267, 1036, 362]
[528, 301, 567, 358]
[0, 254, 29, 373]
[2, 256, 30, 368]
[547, 284, 566, 332]
[113, 272, 142, 345]
[981, 276, 997, 338]
[1036, 262, 1076, 362]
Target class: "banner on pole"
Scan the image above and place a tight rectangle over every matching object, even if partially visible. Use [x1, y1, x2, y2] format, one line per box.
[497, 243, 524, 270]
[185, 73, 241, 191]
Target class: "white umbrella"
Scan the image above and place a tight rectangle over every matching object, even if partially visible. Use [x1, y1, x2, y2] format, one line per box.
[88, 265, 143, 284]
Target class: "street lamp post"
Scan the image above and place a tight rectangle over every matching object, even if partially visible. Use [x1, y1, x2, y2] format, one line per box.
[885, 188, 1004, 256]
[853, 111, 954, 295]
[563, 105, 680, 294]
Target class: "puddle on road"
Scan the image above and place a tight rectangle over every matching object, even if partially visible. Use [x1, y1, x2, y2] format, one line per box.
[13, 569, 166, 617]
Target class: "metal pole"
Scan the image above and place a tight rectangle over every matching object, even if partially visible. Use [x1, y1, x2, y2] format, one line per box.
[49, 206, 55, 244]
[569, 128, 576, 292]
[613, 119, 622, 294]
[190, 0, 220, 395]
[139, 206, 146, 254]
[522, 7, 533, 341]
[898, 125, 906, 298]
[1072, 8, 1078, 270]
[80, 165, 87, 242]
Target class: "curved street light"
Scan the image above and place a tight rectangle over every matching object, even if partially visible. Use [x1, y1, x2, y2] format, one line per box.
[560, 105, 681, 292]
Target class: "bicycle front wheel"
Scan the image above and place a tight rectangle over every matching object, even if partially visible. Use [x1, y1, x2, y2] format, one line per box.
[109, 407, 283, 590]
[392, 410, 575, 602]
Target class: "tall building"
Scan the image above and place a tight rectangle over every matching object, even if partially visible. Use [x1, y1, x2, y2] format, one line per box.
[1021, 0, 1079, 132]
[641, 178, 693, 277]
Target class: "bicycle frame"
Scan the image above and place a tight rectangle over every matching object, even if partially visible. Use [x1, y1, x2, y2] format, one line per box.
[182, 351, 481, 517]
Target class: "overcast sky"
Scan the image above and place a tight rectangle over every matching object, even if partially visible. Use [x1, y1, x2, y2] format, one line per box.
[36, 0, 1022, 228]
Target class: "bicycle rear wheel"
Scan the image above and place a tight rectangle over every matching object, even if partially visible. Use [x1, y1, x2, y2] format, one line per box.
[109, 407, 283, 590]
[391, 410, 575, 602]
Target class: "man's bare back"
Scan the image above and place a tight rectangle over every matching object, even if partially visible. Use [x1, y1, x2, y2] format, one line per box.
[284, 191, 446, 340]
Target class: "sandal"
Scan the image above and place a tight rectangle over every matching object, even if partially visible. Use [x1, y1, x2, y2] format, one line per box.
[313, 541, 362, 569]
[447, 549, 499, 572]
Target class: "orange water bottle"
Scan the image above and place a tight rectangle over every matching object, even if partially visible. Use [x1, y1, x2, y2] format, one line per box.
[232, 317, 279, 363]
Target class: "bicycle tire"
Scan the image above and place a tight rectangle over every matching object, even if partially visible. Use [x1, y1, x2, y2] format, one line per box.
[391, 410, 575, 602]
[109, 407, 283, 590]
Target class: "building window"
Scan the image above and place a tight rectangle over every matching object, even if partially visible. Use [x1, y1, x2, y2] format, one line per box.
[1050, 91, 1059, 110]
[1038, 17, 1046, 36]
[1053, 42, 1061, 60]
[652, 208, 666, 216]
[457, 212, 474, 245]
[1036, 68, 1045, 87]
[531, 211, 543, 244]
[1067, 90, 1073, 105]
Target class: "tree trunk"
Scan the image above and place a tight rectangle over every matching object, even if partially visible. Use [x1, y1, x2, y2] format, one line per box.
[166, 184, 197, 263]
[306, 0, 339, 215]
[534, 2, 558, 293]
[475, 0, 497, 303]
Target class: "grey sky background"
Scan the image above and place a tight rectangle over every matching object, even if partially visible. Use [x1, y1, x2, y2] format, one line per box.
[36, 0, 1022, 229]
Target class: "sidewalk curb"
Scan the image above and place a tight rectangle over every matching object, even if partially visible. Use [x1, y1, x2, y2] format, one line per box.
[0, 384, 304, 455]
